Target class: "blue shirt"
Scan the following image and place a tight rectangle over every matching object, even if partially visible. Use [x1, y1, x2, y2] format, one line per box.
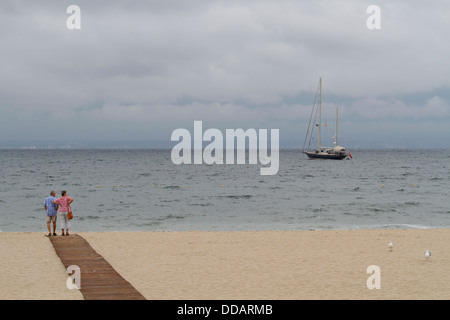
[44, 196, 58, 216]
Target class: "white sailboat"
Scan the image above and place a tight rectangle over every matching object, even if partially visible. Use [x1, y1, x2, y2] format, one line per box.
[302, 78, 350, 160]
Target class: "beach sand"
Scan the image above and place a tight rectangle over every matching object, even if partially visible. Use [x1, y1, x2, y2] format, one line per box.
[0, 232, 83, 300]
[1, 229, 450, 300]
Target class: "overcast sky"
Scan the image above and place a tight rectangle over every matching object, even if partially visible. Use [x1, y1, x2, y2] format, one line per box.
[1, 0, 450, 148]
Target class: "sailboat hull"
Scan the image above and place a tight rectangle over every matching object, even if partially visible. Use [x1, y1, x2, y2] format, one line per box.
[303, 151, 347, 160]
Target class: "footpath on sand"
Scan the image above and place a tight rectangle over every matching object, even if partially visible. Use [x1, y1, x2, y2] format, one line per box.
[49, 234, 146, 300]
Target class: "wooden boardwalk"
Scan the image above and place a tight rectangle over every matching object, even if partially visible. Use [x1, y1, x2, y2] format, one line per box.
[49, 234, 146, 300]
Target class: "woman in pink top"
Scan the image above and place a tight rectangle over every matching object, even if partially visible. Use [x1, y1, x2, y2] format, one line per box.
[53, 190, 74, 236]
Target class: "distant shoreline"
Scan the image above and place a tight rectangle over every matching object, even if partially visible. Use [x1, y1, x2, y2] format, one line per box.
[1, 146, 449, 150]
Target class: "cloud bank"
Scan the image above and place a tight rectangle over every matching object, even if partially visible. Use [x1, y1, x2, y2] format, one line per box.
[1, 0, 449, 147]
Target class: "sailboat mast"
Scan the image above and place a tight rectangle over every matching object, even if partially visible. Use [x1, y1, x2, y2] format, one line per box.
[335, 107, 338, 146]
[318, 77, 322, 149]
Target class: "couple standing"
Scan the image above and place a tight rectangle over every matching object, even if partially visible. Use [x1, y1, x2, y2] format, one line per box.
[44, 190, 74, 236]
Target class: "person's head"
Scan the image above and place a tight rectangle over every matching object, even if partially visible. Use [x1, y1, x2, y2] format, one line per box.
[50, 190, 56, 197]
[61, 190, 67, 196]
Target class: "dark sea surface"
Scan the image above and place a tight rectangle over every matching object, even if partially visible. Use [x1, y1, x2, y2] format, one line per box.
[0, 149, 449, 232]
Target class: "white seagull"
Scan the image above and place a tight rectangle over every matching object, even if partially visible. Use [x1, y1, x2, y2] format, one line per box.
[388, 241, 394, 251]
[425, 250, 431, 260]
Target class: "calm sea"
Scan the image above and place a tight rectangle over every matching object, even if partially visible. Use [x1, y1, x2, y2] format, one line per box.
[0, 149, 449, 232]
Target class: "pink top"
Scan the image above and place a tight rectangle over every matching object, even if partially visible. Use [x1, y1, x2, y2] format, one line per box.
[54, 196, 73, 213]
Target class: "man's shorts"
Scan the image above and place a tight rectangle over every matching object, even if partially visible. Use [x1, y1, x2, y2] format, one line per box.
[46, 215, 57, 222]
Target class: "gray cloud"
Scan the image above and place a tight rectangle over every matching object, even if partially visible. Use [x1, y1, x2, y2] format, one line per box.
[1, 0, 450, 146]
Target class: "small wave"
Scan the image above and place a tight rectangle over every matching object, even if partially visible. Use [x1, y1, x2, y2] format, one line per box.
[190, 203, 213, 207]
[87, 215, 102, 219]
[299, 213, 320, 219]
[161, 185, 180, 189]
[208, 173, 220, 177]
[402, 172, 413, 176]
[140, 221, 162, 227]
[162, 214, 185, 220]
[139, 173, 151, 177]
[368, 207, 394, 213]
[342, 211, 371, 217]
[77, 216, 101, 221]
[381, 224, 432, 229]
[403, 201, 420, 206]
[220, 195, 253, 200]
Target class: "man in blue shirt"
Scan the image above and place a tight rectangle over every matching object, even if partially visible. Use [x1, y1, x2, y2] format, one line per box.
[44, 190, 58, 236]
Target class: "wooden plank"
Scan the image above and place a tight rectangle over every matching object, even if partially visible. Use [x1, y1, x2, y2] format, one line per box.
[49, 234, 146, 300]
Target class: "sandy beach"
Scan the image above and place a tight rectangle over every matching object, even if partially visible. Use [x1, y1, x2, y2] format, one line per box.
[1, 229, 450, 300]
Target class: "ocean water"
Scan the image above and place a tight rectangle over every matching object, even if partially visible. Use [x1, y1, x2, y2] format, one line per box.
[0, 149, 449, 232]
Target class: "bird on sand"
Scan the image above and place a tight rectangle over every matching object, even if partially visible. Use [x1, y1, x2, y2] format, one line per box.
[388, 241, 394, 251]
[425, 250, 431, 260]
